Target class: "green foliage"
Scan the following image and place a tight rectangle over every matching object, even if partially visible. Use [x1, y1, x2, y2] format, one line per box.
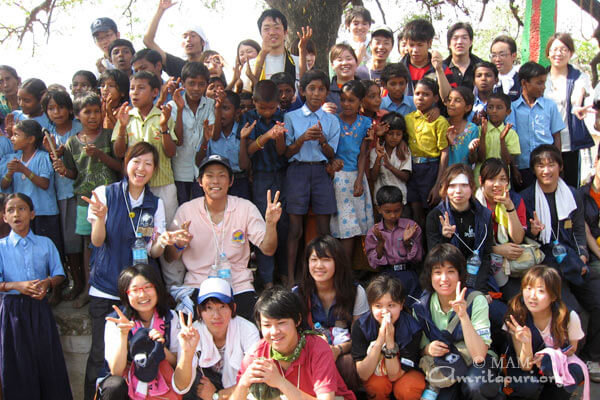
[573, 38, 598, 75]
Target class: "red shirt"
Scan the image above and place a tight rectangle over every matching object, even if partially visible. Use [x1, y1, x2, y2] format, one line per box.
[237, 335, 355, 400]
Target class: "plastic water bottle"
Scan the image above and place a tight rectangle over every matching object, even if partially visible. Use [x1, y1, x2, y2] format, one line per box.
[132, 232, 148, 265]
[216, 252, 232, 285]
[552, 240, 567, 264]
[313, 322, 332, 344]
[420, 385, 439, 400]
[465, 250, 481, 288]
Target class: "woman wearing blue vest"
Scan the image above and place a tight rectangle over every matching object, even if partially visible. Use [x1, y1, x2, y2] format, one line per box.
[83, 142, 190, 400]
[413, 243, 503, 400]
[520, 144, 600, 383]
[544, 32, 595, 188]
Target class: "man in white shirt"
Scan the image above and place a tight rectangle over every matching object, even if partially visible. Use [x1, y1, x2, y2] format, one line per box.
[490, 35, 521, 100]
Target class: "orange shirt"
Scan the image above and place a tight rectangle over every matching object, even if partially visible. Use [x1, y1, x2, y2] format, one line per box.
[590, 186, 600, 209]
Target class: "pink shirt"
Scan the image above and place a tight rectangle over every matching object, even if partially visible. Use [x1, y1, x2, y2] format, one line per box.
[365, 218, 423, 268]
[238, 335, 355, 400]
[170, 196, 266, 293]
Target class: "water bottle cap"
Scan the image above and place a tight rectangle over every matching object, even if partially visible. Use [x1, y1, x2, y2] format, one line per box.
[136, 232, 142, 238]
[473, 250, 479, 255]
[553, 240, 559, 245]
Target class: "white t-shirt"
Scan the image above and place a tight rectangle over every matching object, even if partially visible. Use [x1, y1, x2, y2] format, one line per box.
[369, 147, 412, 204]
[544, 71, 592, 152]
[353, 284, 370, 316]
[87, 184, 166, 300]
[502, 310, 585, 348]
[241, 52, 300, 91]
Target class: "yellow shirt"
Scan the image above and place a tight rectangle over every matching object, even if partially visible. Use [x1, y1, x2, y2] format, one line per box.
[405, 110, 449, 158]
[112, 106, 177, 188]
[474, 121, 521, 182]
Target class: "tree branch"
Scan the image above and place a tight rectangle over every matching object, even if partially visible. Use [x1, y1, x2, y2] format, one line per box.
[508, 0, 524, 27]
[374, 0, 387, 24]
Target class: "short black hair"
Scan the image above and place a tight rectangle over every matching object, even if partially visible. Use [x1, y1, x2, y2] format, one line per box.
[530, 144, 563, 171]
[480, 158, 510, 184]
[376, 185, 403, 205]
[447, 22, 474, 51]
[341, 80, 366, 100]
[5, 193, 34, 212]
[257, 9, 287, 32]
[416, 77, 438, 95]
[72, 70, 98, 90]
[181, 61, 210, 82]
[73, 91, 102, 114]
[421, 243, 466, 293]
[491, 35, 517, 54]
[239, 91, 253, 102]
[344, 6, 373, 26]
[299, 69, 329, 91]
[42, 90, 74, 121]
[20, 78, 47, 101]
[108, 39, 135, 57]
[403, 18, 435, 42]
[271, 72, 295, 89]
[380, 62, 410, 85]
[518, 61, 547, 83]
[366, 275, 406, 306]
[381, 111, 406, 132]
[208, 76, 226, 87]
[98, 69, 130, 102]
[131, 48, 162, 67]
[474, 61, 498, 79]
[224, 90, 240, 110]
[253, 80, 279, 103]
[254, 287, 307, 331]
[488, 92, 511, 109]
[131, 71, 161, 91]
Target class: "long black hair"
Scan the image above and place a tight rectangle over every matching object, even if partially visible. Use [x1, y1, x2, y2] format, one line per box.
[297, 235, 357, 326]
[117, 264, 170, 321]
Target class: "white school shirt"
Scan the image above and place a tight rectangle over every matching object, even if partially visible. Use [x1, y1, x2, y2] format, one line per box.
[369, 147, 412, 204]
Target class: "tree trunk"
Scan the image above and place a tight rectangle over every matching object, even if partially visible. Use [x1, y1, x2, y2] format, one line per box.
[264, 0, 353, 77]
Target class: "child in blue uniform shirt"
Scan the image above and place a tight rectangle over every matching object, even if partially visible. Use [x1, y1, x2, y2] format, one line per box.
[0, 193, 71, 399]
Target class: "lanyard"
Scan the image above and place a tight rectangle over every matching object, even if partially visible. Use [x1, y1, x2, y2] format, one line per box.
[452, 215, 487, 255]
[203, 199, 227, 264]
[551, 219, 560, 243]
[122, 183, 142, 237]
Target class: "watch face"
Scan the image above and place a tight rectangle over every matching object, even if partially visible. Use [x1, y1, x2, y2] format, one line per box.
[212, 393, 219, 400]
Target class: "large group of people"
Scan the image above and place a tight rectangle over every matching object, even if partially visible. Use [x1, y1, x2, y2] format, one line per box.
[2, 2, 600, 400]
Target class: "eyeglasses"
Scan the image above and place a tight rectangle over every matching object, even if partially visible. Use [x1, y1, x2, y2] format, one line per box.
[489, 52, 511, 59]
[126, 283, 155, 296]
[549, 46, 570, 55]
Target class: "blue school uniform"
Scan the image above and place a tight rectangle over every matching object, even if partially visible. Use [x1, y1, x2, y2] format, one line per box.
[0, 230, 72, 399]
[284, 104, 340, 162]
[3, 150, 58, 216]
[238, 109, 287, 173]
[12, 109, 52, 130]
[50, 119, 82, 200]
[507, 96, 565, 170]
[336, 114, 372, 171]
[447, 121, 479, 165]
[0, 135, 13, 158]
[380, 94, 416, 116]
[207, 122, 242, 173]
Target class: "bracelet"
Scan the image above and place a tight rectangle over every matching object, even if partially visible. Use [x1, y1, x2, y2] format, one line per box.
[256, 136, 264, 149]
[2, 175, 11, 183]
[381, 343, 399, 359]
[505, 208, 515, 212]
[28, 172, 35, 180]
[174, 243, 186, 251]
[161, 130, 169, 135]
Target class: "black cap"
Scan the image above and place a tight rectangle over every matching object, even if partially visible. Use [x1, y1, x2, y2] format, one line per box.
[198, 154, 233, 175]
[129, 328, 166, 382]
[91, 17, 118, 35]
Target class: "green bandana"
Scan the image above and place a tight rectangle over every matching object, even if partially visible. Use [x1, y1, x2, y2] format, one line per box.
[270, 331, 310, 362]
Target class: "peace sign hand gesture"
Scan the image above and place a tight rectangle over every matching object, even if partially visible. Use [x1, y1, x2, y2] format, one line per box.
[505, 314, 532, 345]
[529, 211, 545, 237]
[81, 191, 107, 219]
[105, 305, 135, 336]
[177, 311, 200, 355]
[439, 211, 456, 238]
[264, 190, 282, 225]
[449, 281, 468, 319]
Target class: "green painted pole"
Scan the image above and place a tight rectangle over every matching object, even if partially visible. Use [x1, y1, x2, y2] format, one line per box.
[521, 0, 557, 67]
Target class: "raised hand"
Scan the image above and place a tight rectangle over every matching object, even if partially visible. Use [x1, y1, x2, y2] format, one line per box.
[322, 102, 337, 114]
[177, 310, 200, 355]
[158, 0, 177, 10]
[500, 122, 513, 141]
[202, 119, 214, 143]
[245, 59, 258, 86]
[373, 224, 384, 243]
[297, 26, 313, 52]
[264, 190, 282, 225]
[375, 121, 389, 137]
[431, 51, 444, 71]
[4, 113, 14, 137]
[214, 89, 226, 109]
[403, 223, 418, 242]
[84, 143, 100, 158]
[171, 220, 193, 249]
[446, 125, 458, 145]
[269, 121, 287, 140]
[439, 211, 456, 238]
[529, 211, 545, 237]
[468, 138, 480, 152]
[493, 185, 513, 208]
[81, 191, 108, 219]
[480, 116, 488, 135]
[160, 103, 172, 131]
[506, 314, 532, 345]
[117, 102, 132, 127]
[105, 304, 135, 335]
[450, 281, 467, 319]
[574, 104, 595, 120]
[53, 159, 68, 176]
[148, 328, 166, 343]
[173, 86, 185, 110]
[42, 130, 58, 159]
[374, 139, 386, 159]
[240, 120, 257, 140]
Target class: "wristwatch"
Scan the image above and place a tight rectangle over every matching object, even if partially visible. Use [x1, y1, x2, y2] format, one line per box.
[381, 343, 399, 359]
[212, 392, 220, 400]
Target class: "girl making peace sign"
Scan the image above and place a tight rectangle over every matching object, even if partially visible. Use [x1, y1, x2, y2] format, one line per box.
[0, 193, 72, 399]
[98, 264, 200, 399]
